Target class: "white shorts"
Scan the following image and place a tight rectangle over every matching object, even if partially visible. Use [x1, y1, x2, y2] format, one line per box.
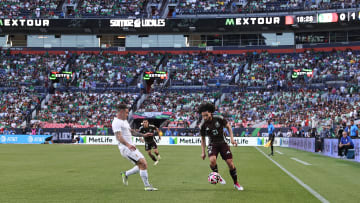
[119, 146, 144, 164]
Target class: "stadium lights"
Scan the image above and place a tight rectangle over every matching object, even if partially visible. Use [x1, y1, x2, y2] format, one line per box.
[37, 35, 48, 39]
[117, 36, 126, 39]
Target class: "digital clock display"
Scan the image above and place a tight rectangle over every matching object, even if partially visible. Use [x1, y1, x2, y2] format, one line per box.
[296, 15, 315, 23]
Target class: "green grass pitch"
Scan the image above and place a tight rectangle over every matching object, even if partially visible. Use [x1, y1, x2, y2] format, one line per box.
[1, 145, 360, 203]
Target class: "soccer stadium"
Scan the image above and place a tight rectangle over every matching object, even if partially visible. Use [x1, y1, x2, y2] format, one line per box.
[1, 0, 360, 202]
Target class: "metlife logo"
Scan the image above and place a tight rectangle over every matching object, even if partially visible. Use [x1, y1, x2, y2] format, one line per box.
[0, 19, 50, 27]
[178, 137, 202, 145]
[82, 136, 117, 145]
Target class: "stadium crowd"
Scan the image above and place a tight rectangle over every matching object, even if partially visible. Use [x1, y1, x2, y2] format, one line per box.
[1, 0, 357, 18]
[174, 0, 360, 15]
[166, 53, 246, 85]
[137, 91, 221, 123]
[0, 91, 43, 129]
[72, 53, 161, 87]
[238, 50, 360, 88]
[0, 50, 359, 136]
[76, 0, 148, 17]
[220, 89, 360, 129]
[0, 0, 64, 18]
[34, 91, 140, 128]
[0, 51, 68, 87]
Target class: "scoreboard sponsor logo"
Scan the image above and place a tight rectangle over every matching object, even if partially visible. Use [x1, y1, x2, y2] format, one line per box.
[0, 19, 50, 27]
[110, 19, 165, 28]
[225, 17, 281, 26]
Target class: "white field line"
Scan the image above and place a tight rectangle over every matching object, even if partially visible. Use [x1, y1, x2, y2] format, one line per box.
[255, 147, 329, 203]
[291, 157, 312, 166]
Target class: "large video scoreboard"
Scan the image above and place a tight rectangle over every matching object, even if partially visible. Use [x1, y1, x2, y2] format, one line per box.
[1, 11, 360, 34]
[284, 12, 360, 24]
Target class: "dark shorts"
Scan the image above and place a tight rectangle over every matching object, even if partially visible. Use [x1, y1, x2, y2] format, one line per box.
[269, 134, 275, 145]
[207, 143, 232, 160]
[145, 142, 158, 151]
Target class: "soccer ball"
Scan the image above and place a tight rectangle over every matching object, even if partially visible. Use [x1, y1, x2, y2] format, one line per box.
[208, 172, 220, 184]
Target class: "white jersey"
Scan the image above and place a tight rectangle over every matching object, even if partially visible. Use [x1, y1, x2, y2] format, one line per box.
[112, 117, 133, 148]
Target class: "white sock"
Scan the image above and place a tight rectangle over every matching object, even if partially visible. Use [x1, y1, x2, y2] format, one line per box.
[125, 166, 139, 177]
[139, 170, 150, 187]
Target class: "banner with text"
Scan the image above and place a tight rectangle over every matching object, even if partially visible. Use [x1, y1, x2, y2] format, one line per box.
[0, 135, 51, 144]
[355, 140, 360, 162]
[288, 138, 315, 152]
[77, 136, 280, 146]
[322, 139, 339, 158]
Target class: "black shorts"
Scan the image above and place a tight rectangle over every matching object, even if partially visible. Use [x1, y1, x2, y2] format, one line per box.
[145, 142, 157, 151]
[207, 143, 232, 160]
[269, 134, 275, 141]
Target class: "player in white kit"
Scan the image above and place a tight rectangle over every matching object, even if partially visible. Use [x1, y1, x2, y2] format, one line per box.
[112, 104, 158, 191]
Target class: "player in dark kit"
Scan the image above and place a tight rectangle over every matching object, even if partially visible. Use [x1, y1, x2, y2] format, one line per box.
[139, 120, 161, 165]
[198, 103, 244, 191]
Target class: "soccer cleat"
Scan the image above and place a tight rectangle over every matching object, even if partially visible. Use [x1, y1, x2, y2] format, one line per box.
[234, 182, 244, 191]
[144, 186, 158, 191]
[154, 160, 159, 166]
[121, 172, 128, 186]
[218, 174, 226, 185]
[268, 153, 274, 156]
[157, 155, 161, 160]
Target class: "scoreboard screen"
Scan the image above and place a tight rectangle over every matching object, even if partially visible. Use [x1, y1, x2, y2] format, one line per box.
[286, 12, 360, 25]
[291, 69, 313, 79]
[338, 11, 360, 22]
[143, 71, 168, 80]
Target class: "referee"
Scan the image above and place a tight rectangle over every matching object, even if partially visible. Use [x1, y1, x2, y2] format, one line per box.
[268, 119, 275, 156]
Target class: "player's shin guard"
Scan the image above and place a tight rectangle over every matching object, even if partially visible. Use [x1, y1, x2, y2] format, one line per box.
[139, 170, 150, 187]
[230, 168, 238, 184]
[125, 165, 139, 176]
[149, 154, 157, 162]
[210, 164, 218, 173]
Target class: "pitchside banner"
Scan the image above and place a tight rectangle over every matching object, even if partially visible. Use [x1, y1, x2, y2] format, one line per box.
[355, 140, 360, 162]
[280, 138, 289, 147]
[322, 139, 340, 158]
[288, 138, 315, 152]
[0, 135, 51, 144]
[77, 136, 279, 146]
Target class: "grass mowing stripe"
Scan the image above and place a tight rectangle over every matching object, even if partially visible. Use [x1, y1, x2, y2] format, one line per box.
[290, 157, 312, 166]
[255, 147, 329, 203]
